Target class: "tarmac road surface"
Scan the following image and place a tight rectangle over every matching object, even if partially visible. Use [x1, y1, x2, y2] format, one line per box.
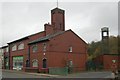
[1, 69, 114, 80]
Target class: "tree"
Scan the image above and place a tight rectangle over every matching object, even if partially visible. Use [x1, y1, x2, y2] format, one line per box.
[88, 35, 119, 59]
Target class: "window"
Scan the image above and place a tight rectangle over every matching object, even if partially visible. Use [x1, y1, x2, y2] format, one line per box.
[69, 60, 73, 66]
[32, 59, 38, 67]
[6, 47, 8, 52]
[1, 49, 4, 53]
[0, 49, 2, 53]
[69, 46, 72, 52]
[43, 58, 47, 68]
[12, 45, 17, 51]
[32, 45, 38, 53]
[43, 43, 47, 51]
[69, 60, 73, 67]
[18, 43, 24, 50]
[13, 56, 23, 70]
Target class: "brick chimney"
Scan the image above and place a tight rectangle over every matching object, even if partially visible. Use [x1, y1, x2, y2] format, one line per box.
[44, 23, 54, 36]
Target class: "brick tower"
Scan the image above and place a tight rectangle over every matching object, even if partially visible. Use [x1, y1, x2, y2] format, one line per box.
[51, 8, 65, 33]
[101, 27, 109, 54]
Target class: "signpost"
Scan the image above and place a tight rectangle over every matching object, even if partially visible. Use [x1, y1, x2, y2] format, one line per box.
[111, 59, 118, 79]
[111, 60, 117, 71]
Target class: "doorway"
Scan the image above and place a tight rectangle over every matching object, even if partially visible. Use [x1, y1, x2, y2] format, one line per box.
[26, 60, 29, 67]
[43, 58, 47, 68]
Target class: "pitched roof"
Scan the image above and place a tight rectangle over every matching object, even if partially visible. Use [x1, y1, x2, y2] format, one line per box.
[7, 31, 45, 44]
[7, 37, 29, 44]
[69, 30, 87, 45]
[51, 7, 64, 13]
[1, 45, 8, 48]
[28, 31, 65, 45]
[28, 29, 88, 45]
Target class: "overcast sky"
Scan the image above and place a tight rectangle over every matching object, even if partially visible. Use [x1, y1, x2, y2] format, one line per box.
[0, 1, 118, 47]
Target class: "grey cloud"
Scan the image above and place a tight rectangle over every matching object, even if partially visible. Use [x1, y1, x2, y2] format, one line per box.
[0, 2, 118, 46]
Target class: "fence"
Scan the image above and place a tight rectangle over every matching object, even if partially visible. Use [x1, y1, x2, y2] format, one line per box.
[49, 67, 68, 75]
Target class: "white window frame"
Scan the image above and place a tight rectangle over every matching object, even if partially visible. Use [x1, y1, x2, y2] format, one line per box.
[43, 43, 47, 51]
[32, 59, 38, 67]
[1, 49, 4, 53]
[32, 45, 38, 53]
[6, 47, 8, 52]
[18, 43, 24, 50]
[0, 49, 2, 53]
[12, 45, 17, 51]
[69, 46, 72, 52]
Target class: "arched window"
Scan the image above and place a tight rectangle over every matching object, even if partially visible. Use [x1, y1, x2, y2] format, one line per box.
[32, 59, 38, 67]
[32, 45, 38, 53]
[12, 45, 17, 51]
[18, 43, 24, 50]
[43, 58, 47, 68]
[6, 47, 8, 52]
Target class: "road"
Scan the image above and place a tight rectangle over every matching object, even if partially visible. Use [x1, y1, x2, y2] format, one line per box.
[2, 70, 50, 78]
[1, 69, 113, 79]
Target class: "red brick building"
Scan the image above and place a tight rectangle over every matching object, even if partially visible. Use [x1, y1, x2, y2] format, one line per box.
[93, 27, 120, 71]
[1, 46, 9, 69]
[7, 7, 87, 72]
[95, 54, 120, 71]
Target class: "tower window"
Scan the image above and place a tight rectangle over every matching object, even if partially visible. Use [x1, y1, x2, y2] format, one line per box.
[103, 32, 107, 36]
